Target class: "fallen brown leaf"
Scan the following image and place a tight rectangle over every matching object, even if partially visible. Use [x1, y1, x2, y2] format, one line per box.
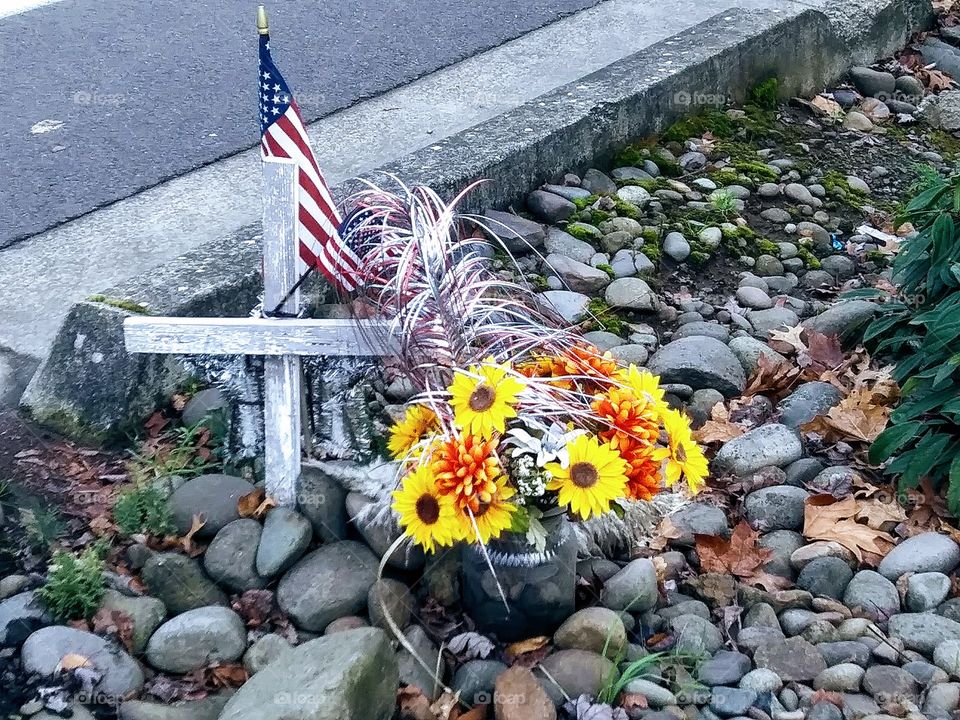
[238, 488, 277, 520]
[802, 383, 896, 443]
[206, 663, 249, 688]
[803, 495, 896, 563]
[504, 636, 550, 664]
[398, 686, 434, 720]
[180, 514, 206, 556]
[91, 608, 135, 652]
[695, 521, 791, 591]
[693, 402, 746, 445]
[743, 355, 801, 398]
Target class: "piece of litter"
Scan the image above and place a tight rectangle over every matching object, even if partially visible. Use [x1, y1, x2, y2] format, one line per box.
[30, 119, 64, 135]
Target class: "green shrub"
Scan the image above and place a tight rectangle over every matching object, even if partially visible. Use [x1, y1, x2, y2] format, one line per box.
[861, 171, 960, 510]
[39, 544, 107, 621]
[748, 78, 779, 110]
[113, 480, 175, 536]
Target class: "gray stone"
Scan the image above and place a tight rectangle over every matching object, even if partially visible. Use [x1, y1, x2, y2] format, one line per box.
[778, 382, 843, 429]
[699, 226, 723, 249]
[397, 625, 442, 698]
[535, 649, 615, 707]
[753, 636, 826, 682]
[256, 507, 312, 577]
[679, 151, 708, 171]
[142, 552, 228, 615]
[796, 221, 833, 251]
[841, 693, 880, 720]
[33, 705, 96, 720]
[453, 659, 508, 706]
[907, 572, 951, 611]
[545, 253, 611, 294]
[803, 301, 878, 341]
[543, 184, 591, 201]
[755, 255, 784, 276]
[785, 183, 817, 205]
[545, 227, 596, 264]
[623, 677, 677, 707]
[843, 111, 874, 132]
[612, 166, 655, 182]
[297, 463, 348, 542]
[554, 607, 626, 657]
[601, 558, 657, 613]
[862, 665, 919, 699]
[648, 337, 746, 397]
[745, 485, 809, 532]
[617, 185, 651, 208]
[779, 608, 818, 636]
[277, 541, 378, 632]
[739, 668, 782, 694]
[602, 230, 635, 254]
[821, 255, 857, 278]
[934, 639, 960, 675]
[670, 503, 730, 545]
[698, 651, 752, 686]
[728, 336, 788, 376]
[736, 286, 773, 310]
[737, 626, 786, 655]
[0, 574, 30, 599]
[541, 290, 591, 324]
[368, 578, 414, 631]
[605, 277, 656, 311]
[119, 694, 232, 720]
[785, 458, 825, 486]
[482, 209, 545, 253]
[22, 625, 144, 697]
[796, 557, 853, 600]
[581, 168, 618, 195]
[902, 659, 948, 685]
[673, 322, 730, 343]
[527, 190, 576, 223]
[888, 613, 960, 654]
[583, 331, 623, 351]
[219, 628, 397, 720]
[669, 614, 724, 654]
[609, 344, 649, 366]
[146, 606, 246, 673]
[715, 425, 804, 476]
[877, 532, 960, 579]
[346, 492, 425, 570]
[744, 602, 782, 630]
[98, 589, 166, 654]
[761, 208, 792, 223]
[926, 682, 960, 717]
[808, 703, 843, 720]
[0, 591, 51, 646]
[609, 248, 640, 277]
[813, 663, 864, 692]
[758, 530, 805, 579]
[849, 67, 896, 98]
[204, 519, 267, 592]
[661, 600, 711, 621]
[181, 388, 227, 427]
[169, 474, 255, 538]
[817, 641, 870, 667]
[843, 571, 899, 621]
[599, 217, 644, 237]
[748, 307, 799, 336]
[243, 633, 294, 674]
[710, 686, 757, 717]
[664, 232, 691, 261]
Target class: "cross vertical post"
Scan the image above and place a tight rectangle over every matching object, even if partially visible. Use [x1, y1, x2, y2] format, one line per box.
[261, 158, 301, 506]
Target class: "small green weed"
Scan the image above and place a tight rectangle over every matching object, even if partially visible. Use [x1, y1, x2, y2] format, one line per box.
[39, 543, 108, 621]
[113, 480, 175, 536]
[20, 503, 64, 551]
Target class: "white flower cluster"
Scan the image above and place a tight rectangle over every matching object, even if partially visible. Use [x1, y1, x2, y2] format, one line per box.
[512, 454, 548, 499]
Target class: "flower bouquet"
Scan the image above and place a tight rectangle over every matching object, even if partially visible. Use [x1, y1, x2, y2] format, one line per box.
[340, 180, 707, 635]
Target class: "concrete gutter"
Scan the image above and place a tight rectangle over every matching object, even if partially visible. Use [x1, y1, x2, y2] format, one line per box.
[20, 0, 934, 440]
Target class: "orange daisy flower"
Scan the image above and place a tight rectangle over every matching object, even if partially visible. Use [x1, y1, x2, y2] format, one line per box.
[615, 437, 663, 501]
[548, 345, 620, 388]
[592, 385, 662, 446]
[431, 434, 504, 514]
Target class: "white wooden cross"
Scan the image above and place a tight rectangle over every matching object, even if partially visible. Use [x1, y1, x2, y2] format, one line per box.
[123, 160, 395, 506]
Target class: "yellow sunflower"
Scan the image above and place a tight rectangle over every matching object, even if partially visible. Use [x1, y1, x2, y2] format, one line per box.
[545, 434, 629, 519]
[392, 465, 460, 552]
[617, 364, 667, 407]
[388, 405, 438, 459]
[455, 477, 517, 544]
[448, 360, 524, 439]
[652, 408, 709, 494]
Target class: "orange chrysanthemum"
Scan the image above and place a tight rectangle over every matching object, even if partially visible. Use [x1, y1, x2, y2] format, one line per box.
[547, 345, 620, 389]
[431, 434, 504, 514]
[614, 437, 663, 501]
[592, 386, 662, 446]
[517, 355, 555, 379]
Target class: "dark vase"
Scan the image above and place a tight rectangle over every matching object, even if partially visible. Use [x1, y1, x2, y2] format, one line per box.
[461, 510, 577, 641]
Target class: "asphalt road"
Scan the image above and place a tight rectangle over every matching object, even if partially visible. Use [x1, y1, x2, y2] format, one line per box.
[0, 0, 601, 247]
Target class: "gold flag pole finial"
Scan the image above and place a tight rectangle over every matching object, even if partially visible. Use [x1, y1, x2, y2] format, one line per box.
[257, 5, 269, 35]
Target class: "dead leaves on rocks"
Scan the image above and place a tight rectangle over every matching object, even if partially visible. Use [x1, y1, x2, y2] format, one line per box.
[802, 369, 899, 444]
[695, 521, 790, 592]
[802, 495, 897, 564]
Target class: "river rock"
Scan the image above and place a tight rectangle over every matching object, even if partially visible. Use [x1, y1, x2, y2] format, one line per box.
[541, 290, 591, 324]
[256, 507, 312, 577]
[243, 633, 294, 674]
[664, 232, 691, 261]
[296, 463, 348, 542]
[605, 277, 656, 311]
[453, 659, 508, 706]
[648, 336, 746, 397]
[554, 607, 626, 657]
[813, 663, 864, 692]
[669, 615, 723, 654]
[753, 636, 826, 681]
[796, 557, 853, 600]
[715, 424, 804, 476]
[698, 650, 752, 686]
[862, 664, 919, 699]
[545, 254, 611, 294]
[118, 694, 232, 720]
[481, 209, 545, 253]
[0, 591, 51, 646]
[728, 336, 788, 375]
[218, 628, 397, 720]
[98, 589, 166, 653]
[778, 382, 843, 428]
[745, 485, 809, 531]
[535, 649, 615, 706]
[934, 639, 960, 676]
[877, 532, 960, 579]
[277, 541, 378, 632]
[142, 552, 228, 615]
[888, 613, 960, 654]
[710, 686, 758, 717]
[368, 578, 414, 631]
[802, 300, 878, 340]
[528, 190, 576, 223]
[907, 572, 951, 611]
[145, 606, 246, 673]
[346, 492, 425, 570]
[204, 519, 267, 592]
[843, 570, 899, 620]
[601, 558, 658, 612]
[169, 474, 255, 538]
[21, 625, 144, 697]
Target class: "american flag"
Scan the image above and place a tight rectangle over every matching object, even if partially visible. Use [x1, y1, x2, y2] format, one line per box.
[258, 32, 360, 292]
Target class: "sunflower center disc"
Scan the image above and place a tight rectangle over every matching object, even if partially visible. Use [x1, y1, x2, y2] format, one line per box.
[415, 494, 441, 524]
[570, 462, 599, 489]
[468, 384, 496, 412]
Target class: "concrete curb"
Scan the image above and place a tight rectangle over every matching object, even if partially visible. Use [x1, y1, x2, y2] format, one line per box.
[20, 0, 934, 440]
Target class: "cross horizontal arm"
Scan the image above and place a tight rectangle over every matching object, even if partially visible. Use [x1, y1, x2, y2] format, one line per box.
[124, 316, 398, 357]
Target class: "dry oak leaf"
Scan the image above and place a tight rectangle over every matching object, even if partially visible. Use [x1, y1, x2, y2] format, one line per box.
[504, 636, 550, 664]
[649, 515, 685, 552]
[801, 383, 894, 443]
[237, 488, 277, 520]
[694, 521, 791, 592]
[180, 513, 206, 557]
[743, 354, 801, 398]
[803, 494, 896, 563]
[769, 324, 808, 354]
[693, 402, 746, 445]
[855, 497, 907, 530]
